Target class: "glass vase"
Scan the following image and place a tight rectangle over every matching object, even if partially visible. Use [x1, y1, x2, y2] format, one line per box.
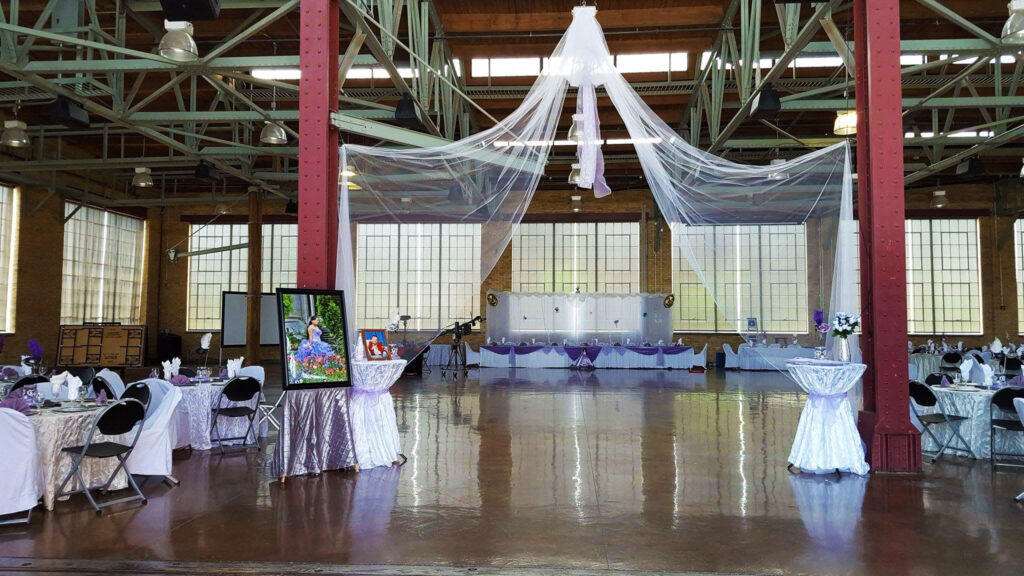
[838, 338, 851, 362]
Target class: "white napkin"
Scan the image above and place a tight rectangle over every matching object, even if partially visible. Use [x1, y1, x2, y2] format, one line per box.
[227, 357, 244, 379]
[49, 371, 68, 396]
[983, 345, 989, 352]
[626, 338, 631, 345]
[66, 375, 83, 401]
[677, 338, 683, 346]
[532, 338, 536, 344]
[959, 358, 976, 382]
[501, 337, 506, 344]
[957, 341, 963, 351]
[979, 363, 995, 387]
[1017, 345, 1024, 357]
[200, 332, 213, 350]
[927, 339, 934, 353]
[908, 340, 913, 351]
[992, 338, 1004, 354]
[657, 340, 664, 346]
[486, 336, 492, 344]
[162, 357, 181, 380]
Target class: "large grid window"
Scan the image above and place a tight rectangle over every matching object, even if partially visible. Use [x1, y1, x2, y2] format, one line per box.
[61, 203, 146, 325]
[186, 223, 297, 331]
[0, 186, 19, 332]
[356, 223, 481, 331]
[671, 224, 808, 333]
[906, 219, 981, 334]
[511, 222, 640, 293]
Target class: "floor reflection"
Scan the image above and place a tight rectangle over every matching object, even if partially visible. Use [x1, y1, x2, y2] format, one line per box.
[2, 367, 1022, 575]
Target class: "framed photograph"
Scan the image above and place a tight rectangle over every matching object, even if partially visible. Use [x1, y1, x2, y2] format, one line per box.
[360, 329, 390, 361]
[276, 288, 352, 390]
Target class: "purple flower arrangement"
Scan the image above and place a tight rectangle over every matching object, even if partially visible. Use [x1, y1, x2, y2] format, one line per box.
[27, 338, 43, 361]
[1, 366, 20, 380]
[170, 374, 191, 386]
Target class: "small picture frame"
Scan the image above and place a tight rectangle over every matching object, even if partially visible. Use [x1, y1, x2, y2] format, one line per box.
[360, 329, 390, 361]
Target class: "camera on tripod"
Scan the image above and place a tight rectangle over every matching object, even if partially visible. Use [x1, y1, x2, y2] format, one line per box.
[442, 315, 482, 342]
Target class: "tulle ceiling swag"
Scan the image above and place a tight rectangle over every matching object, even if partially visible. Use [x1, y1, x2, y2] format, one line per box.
[335, 6, 856, 362]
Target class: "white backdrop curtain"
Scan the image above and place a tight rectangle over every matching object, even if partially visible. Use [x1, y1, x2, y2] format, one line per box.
[335, 6, 856, 374]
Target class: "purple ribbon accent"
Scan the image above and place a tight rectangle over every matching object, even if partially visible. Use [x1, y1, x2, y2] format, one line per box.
[563, 346, 603, 362]
[623, 346, 660, 356]
[512, 345, 547, 355]
[660, 346, 693, 355]
[482, 345, 513, 355]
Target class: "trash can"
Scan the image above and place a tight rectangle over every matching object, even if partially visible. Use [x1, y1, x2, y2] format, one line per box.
[715, 351, 726, 370]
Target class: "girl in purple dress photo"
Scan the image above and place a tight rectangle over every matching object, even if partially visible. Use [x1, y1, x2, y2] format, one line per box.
[294, 316, 336, 362]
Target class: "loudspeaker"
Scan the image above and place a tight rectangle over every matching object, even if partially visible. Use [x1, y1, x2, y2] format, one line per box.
[195, 161, 221, 181]
[50, 97, 90, 128]
[160, 0, 221, 21]
[751, 85, 781, 119]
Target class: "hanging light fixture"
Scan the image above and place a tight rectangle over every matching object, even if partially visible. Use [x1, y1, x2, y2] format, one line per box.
[159, 21, 198, 62]
[568, 163, 581, 185]
[571, 195, 583, 213]
[769, 157, 789, 180]
[566, 113, 584, 142]
[340, 166, 357, 177]
[260, 121, 287, 145]
[132, 167, 154, 188]
[834, 110, 857, 136]
[1004, 0, 1024, 43]
[2, 100, 29, 148]
[260, 41, 287, 145]
[930, 190, 948, 208]
[1019, 158, 1024, 178]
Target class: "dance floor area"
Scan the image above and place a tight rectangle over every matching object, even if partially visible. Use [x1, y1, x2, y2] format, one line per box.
[2, 368, 1024, 576]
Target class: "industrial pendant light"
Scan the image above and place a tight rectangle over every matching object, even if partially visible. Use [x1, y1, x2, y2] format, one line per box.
[930, 189, 948, 209]
[260, 41, 287, 145]
[2, 100, 29, 148]
[570, 195, 583, 213]
[566, 114, 584, 142]
[159, 21, 198, 62]
[132, 167, 154, 188]
[1004, 0, 1024, 43]
[833, 110, 857, 136]
[568, 163, 581, 185]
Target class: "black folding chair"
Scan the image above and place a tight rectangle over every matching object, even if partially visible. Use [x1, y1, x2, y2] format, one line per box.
[939, 352, 963, 376]
[909, 380, 975, 462]
[121, 382, 151, 413]
[67, 367, 96, 390]
[210, 376, 262, 453]
[1005, 358, 1023, 378]
[924, 373, 947, 386]
[8, 374, 48, 396]
[178, 368, 197, 378]
[55, 399, 147, 515]
[92, 375, 117, 400]
[990, 387, 1024, 469]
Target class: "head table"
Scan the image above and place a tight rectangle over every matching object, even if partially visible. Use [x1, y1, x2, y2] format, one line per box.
[479, 344, 693, 370]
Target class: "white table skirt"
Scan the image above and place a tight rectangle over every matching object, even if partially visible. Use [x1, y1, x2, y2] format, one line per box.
[910, 353, 941, 379]
[350, 360, 405, 469]
[787, 360, 869, 475]
[914, 387, 1024, 459]
[738, 344, 815, 370]
[177, 384, 268, 450]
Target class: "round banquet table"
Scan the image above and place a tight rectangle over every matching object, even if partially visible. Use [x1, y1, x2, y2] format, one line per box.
[910, 353, 941, 379]
[913, 386, 1024, 459]
[30, 405, 127, 510]
[177, 381, 267, 450]
[350, 359, 406, 469]
[787, 359, 869, 475]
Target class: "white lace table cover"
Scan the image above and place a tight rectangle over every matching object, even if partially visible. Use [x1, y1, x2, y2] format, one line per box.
[351, 360, 406, 469]
[787, 361, 869, 475]
[177, 384, 268, 450]
[914, 388, 1024, 459]
[738, 344, 816, 370]
[31, 408, 127, 510]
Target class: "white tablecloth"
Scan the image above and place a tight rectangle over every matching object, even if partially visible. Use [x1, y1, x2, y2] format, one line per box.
[787, 360, 869, 475]
[738, 344, 815, 370]
[910, 353, 941, 379]
[350, 360, 405, 469]
[479, 345, 694, 370]
[30, 407, 127, 510]
[177, 383, 268, 450]
[915, 387, 1024, 459]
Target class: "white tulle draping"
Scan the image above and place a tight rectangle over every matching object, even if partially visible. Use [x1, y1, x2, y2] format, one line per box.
[334, 6, 855, 374]
[486, 291, 672, 345]
[350, 360, 405, 469]
[738, 344, 816, 371]
[787, 360, 869, 475]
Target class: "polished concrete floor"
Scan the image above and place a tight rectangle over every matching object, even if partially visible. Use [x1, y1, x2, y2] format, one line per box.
[2, 367, 1024, 575]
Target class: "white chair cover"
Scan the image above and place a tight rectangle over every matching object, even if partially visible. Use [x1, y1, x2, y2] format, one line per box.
[237, 365, 265, 385]
[908, 362, 918, 382]
[0, 407, 42, 516]
[722, 343, 739, 369]
[95, 368, 126, 398]
[692, 344, 708, 369]
[126, 381, 182, 477]
[1015, 398, 1024, 434]
[464, 343, 480, 366]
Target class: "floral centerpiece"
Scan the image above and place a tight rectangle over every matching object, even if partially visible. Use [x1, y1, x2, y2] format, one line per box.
[831, 312, 860, 361]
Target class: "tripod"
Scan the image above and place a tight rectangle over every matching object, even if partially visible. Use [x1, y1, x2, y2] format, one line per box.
[441, 340, 468, 378]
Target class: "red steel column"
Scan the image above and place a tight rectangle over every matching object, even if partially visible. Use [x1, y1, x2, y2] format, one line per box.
[298, 0, 340, 289]
[854, 0, 921, 472]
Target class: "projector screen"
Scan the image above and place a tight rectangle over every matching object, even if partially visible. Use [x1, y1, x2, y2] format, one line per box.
[221, 292, 280, 347]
